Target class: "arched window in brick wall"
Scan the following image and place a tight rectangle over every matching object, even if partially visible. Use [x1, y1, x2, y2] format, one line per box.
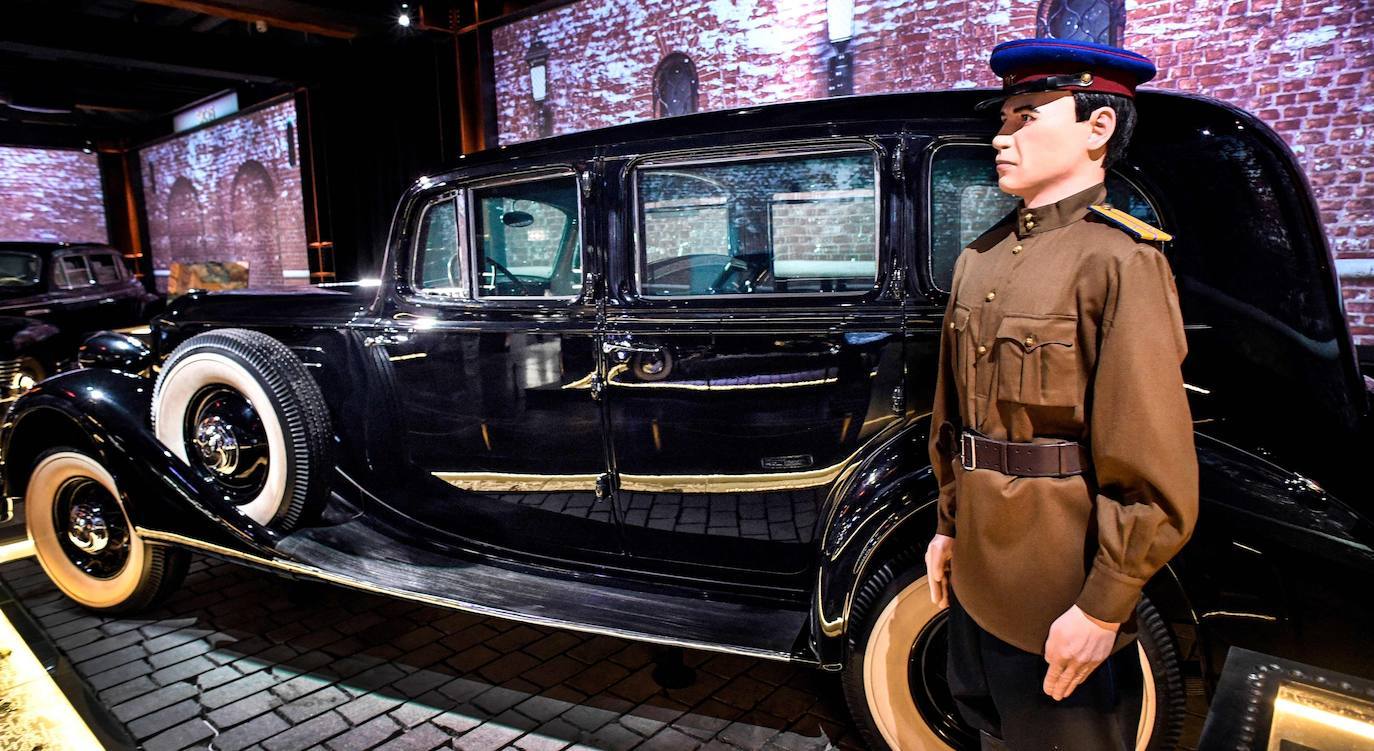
[230, 161, 281, 287]
[1036, 0, 1125, 46]
[654, 53, 699, 118]
[167, 177, 205, 263]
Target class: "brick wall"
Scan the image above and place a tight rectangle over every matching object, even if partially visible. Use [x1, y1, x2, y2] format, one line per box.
[491, 0, 1374, 344]
[139, 99, 308, 291]
[0, 147, 108, 244]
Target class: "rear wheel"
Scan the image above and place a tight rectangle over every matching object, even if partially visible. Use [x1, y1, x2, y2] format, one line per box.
[26, 449, 186, 613]
[840, 549, 1181, 750]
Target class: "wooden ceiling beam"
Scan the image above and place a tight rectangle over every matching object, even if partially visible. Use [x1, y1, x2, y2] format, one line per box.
[133, 0, 361, 39]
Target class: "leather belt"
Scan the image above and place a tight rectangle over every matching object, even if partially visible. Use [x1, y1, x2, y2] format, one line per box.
[958, 429, 1088, 478]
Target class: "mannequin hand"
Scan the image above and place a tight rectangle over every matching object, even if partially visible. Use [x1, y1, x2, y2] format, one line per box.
[1042, 604, 1119, 700]
[925, 534, 954, 609]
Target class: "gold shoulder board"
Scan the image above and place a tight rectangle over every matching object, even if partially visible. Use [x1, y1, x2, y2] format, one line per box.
[1087, 204, 1174, 242]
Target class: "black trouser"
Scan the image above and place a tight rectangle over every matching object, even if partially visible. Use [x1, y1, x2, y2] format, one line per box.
[945, 585, 1145, 751]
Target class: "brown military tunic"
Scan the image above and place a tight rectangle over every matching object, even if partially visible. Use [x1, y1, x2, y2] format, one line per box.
[927, 180, 1199, 657]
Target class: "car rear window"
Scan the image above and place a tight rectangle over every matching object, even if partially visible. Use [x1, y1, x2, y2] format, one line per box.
[88, 253, 124, 284]
[635, 148, 878, 297]
[54, 255, 91, 289]
[928, 143, 1163, 293]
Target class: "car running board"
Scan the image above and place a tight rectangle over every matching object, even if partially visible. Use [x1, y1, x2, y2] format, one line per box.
[139, 516, 815, 664]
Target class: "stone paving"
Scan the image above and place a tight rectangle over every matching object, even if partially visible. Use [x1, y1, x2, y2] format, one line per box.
[0, 554, 868, 751]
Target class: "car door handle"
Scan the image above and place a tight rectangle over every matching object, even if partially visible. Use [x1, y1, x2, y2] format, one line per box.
[602, 339, 662, 356]
[364, 332, 411, 347]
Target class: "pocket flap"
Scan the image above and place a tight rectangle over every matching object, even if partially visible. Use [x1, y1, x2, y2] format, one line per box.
[995, 314, 1076, 351]
[950, 304, 971, 331]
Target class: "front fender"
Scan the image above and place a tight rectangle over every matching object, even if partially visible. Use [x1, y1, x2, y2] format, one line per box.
[811, 415, 939, 669]
[0, 368, 282, 556]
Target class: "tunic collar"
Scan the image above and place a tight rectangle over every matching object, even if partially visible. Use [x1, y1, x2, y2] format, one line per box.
[1015, 182, 1108, 238]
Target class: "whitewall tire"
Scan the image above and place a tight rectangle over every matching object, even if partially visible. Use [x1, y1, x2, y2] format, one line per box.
[26, 449, 186, 612]
[841, 548, 1181, 750]
[152, 328, 331, 532]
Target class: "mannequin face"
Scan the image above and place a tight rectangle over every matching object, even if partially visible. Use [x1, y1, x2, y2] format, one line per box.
[992, 90, 1116, 203]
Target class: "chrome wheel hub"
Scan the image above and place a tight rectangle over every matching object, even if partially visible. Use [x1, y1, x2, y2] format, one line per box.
[66, 502, 109, 553]
[193, 415, 240, 475]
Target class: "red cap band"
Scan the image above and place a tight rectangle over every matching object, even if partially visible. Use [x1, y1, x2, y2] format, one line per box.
[1004, 63, 1138, 98]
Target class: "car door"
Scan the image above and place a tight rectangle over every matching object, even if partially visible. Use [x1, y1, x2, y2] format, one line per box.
[82, 247, 142, 325]
[602, 140, 907, 580]
[362, 165, 623, 561]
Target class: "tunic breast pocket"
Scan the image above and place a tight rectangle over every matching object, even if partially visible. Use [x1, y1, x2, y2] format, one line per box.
[993, 314, 1080, 406]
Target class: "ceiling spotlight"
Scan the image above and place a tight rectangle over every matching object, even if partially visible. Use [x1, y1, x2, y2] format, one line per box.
[398, 3, 411, 27]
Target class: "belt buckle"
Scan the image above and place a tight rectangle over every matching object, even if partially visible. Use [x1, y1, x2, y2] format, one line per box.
[960, 431, 976, 471]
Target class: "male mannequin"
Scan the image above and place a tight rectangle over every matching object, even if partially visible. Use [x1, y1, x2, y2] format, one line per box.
[925, 39, 1199, 749]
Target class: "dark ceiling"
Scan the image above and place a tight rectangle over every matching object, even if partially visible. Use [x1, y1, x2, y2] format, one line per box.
[0, 0, 469, 145]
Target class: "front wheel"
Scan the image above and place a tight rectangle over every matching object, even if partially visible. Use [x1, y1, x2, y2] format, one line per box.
[26, 449, 187, 613]
[840, 549, 1182, 750]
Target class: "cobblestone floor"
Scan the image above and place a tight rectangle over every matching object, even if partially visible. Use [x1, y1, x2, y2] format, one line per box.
[0, 555, 867, 751]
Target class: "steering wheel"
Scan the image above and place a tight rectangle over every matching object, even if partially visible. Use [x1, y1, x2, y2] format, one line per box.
[711, 257, 768, 295]
[481, 255, 531, 296]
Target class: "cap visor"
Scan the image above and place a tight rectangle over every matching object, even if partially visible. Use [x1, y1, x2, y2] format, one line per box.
[973, 94, 1006, 114]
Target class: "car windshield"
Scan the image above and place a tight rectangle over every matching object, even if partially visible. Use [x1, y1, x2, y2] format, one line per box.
[0, 252, 41, 286]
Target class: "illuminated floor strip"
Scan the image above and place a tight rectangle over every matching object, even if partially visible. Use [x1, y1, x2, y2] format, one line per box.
[0, 539, 105, 750]
[0, 539, 34, 565]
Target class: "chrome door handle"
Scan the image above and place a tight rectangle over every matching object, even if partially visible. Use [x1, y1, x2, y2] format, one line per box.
[602, 339, 662, 356]
[364, 332, 410, 347]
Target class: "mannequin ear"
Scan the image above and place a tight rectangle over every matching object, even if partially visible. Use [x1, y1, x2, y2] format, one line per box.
[1087, 105, 1117, 152]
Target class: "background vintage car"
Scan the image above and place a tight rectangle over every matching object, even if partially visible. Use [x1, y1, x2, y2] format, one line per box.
[1, 88, 1370, 750]
[0, 241, 162, 401]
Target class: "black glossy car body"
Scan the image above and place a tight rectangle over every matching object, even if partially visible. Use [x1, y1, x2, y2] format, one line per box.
[3, 89, 1371, 722]
[0, 242, 161, 398]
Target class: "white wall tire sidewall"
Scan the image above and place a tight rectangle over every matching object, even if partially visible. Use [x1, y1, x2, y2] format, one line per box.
[860, 576, 1158, 751]
[26, 452, 145, 610]
[154, 351, 289, 526]
[862, 574, 952, 750]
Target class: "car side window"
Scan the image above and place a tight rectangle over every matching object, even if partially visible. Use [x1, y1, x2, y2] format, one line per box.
[414, 194, 469, 297]
[88, 253, 124, 284]
[636, 149, 878, 297]
[54, 254, 92, 289]
[471, 175, 581, 299]
[928, 143, 1163, 293]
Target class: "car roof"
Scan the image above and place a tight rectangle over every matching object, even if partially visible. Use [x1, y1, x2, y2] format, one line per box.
[0, 241, 116, 255]
[445, 87, 1240, 169]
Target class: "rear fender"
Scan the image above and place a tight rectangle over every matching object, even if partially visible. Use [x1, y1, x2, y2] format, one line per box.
[812, 415, 939, 669]
[1, 368, 282, 555]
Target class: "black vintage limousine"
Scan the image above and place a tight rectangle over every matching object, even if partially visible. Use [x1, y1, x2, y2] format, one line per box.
[2, 89, 1370, 750]
[0, 241, 161, 401]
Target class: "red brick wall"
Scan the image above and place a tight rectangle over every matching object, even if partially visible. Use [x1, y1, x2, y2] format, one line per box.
[0, 147, 108, 244]
[139, 99, 308, 291]
[491, 0, 1374, 344]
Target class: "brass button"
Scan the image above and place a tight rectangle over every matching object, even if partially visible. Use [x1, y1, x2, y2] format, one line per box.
[985, 290, 996, 301]
[1024, 335, 1036, 346]
[1012, 244, 1023, 254]
[976, 344, 987, 355]
[1026, 220, 1036, 229]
